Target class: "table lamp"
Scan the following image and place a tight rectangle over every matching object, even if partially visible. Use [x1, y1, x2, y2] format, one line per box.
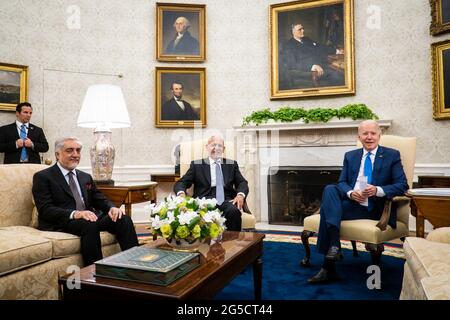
[77, 84, 130, 185]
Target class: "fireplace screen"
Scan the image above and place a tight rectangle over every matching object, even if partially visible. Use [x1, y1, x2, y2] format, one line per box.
[268, 166, 341, 226]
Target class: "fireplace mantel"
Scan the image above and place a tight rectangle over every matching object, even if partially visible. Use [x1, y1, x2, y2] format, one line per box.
[233, 119, 392, 132]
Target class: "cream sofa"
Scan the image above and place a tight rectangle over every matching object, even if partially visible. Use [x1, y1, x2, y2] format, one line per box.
[400, 227, 450, 300]
[0, 164, 120, 300]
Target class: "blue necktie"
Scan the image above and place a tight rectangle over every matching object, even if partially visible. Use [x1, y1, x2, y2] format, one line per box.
[364, 152, 374, 211]
[19, 124, 28, 162]
[215, 161, 225, 205]
[364, 152, 372, 184]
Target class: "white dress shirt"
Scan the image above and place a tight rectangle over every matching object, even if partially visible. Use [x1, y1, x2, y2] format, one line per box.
[57, 162, 85, 219]
[15, 120, 34, 149]
[348, 146, 385, 206]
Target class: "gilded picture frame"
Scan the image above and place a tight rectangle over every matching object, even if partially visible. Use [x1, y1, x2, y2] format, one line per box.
[270, 0, 355, 99]
[156, 3, 206, 62]
[0, 63, 28, 111]
[430, 0, 450, 36]
[431, 39, 450, 120]
[155, 67, 206, 128]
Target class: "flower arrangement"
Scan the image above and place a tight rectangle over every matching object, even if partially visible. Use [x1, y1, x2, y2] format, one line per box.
[147, 195, 226, 244]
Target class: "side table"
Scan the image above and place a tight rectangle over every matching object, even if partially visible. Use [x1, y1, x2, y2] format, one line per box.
[97, 182, 158, 219]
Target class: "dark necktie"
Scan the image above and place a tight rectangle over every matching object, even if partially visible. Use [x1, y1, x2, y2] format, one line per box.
[19, 124, 28, 162]
[215, 160, 225, 205]
[68, 171, 85, 210]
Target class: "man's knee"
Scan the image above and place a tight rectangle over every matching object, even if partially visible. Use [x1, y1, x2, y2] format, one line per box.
[80, 220, 99, 235]
[323, 184, 340, 198]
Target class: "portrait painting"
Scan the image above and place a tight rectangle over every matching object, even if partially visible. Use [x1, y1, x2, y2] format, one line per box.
[156, 3, 206, 62]
[270, 0, 355, 99]
[155, 67, 206, 128]
[431, 39, 450, 120]
[0, 63, 28, 111]
[430, 0, 450, 36]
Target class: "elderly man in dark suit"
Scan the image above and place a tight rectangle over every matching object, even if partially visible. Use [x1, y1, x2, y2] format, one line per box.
[308, 120, 409, 284]
[174, 136, 249, 231]
[161, 82, 199, 121]
[0, 102, 49, 163]
[32, 137, 139, 266]
[165, 16, 199, 55]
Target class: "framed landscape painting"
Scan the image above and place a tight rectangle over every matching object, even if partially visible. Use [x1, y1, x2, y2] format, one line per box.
[430, 0, 450, 36]
[156, 3, 206, 62]
[270, 0, 355, 99]
[155, 67, 206, 128]
[432, 39, 450, 120]
[0, 63, 28, 111]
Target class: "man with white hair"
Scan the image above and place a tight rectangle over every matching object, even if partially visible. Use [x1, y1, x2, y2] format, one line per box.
[308, 120, 408, 284]
[32, 137, 139, 266]
[165, 16, 199, 55]
[174, 136, 249, 231]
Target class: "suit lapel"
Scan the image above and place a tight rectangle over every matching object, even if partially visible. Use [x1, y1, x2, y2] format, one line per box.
[221, 158, 230, 184]
[51, 164, 74, 199]
[27, 124, 36, 140]
[372, 146, 385, 184]
[202, 158, 211, 185]
[75, 170, 89, 205]
[10, 123, 20, 140]
[351, 149, 363, 176]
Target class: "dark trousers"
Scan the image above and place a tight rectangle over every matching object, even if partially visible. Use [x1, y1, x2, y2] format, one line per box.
[218, 200, 242, 231]
[65, 214, 139, 266]
[317, 184, 378, 255]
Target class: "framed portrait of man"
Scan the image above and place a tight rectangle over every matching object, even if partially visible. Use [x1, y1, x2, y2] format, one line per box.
[0, 63, 28, 111]
[270, 0, 355, 99]
[430, 0, 450, 36]
[432, 39, 450, 120]
[155, 67, 206, 128]
[156, 3, 206, 62]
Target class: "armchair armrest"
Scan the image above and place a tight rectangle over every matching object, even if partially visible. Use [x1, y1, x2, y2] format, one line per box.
[376, 195, 411, 231]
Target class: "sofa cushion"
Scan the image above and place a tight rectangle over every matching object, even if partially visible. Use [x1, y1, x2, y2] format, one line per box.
[0, 164, 48, 227]
[403, 237, 450, 284]
[0, 229, 52, 276]
[2, 226, 117, 258]
[303, 214, 408, 243]
[426, 227, 450, 245]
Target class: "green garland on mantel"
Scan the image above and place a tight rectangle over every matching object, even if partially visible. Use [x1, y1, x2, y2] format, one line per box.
[242, 103, 379, 126]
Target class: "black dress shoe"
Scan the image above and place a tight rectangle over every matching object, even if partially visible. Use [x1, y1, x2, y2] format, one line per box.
[307, 268, 341, 284]
[325, 246, 342, 261]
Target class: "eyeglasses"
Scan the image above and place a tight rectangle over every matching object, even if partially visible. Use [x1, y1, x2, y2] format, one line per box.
[209, 143, 224, 149]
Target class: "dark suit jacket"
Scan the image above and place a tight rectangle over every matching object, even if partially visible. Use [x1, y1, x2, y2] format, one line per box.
[0, 122, 49, 164]
[32, 164, 114, 231]
[337, 145, 409, 228]
[165, 31, 200, 55]
[161, 98, 199, 121]
[174, 158, 249, 201]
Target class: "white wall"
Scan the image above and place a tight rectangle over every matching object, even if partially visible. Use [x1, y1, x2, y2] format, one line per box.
[1, 0, 449, 169]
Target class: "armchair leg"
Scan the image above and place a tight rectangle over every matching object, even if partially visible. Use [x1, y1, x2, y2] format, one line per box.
[351, 240, 359, 257]
[300, 230, 314, 267]
[365, 243, 384, 266]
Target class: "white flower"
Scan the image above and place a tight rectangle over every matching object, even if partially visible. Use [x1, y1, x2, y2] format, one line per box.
[146, 202, 164, 215]
[203, 210, 222, 223]
[178, 210, 199, 225]
[167, 211, 175, 224]
[197, 197, 218, 209]
[150, 215, 169, 229]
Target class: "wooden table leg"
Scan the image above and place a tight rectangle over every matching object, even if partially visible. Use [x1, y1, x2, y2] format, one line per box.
[253, 256, 262, 300]
[416, 209, 425, 238]
[125, 203, 132, 218]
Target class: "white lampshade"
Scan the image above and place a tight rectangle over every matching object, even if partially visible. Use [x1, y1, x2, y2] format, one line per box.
[77, 84, 130, 129]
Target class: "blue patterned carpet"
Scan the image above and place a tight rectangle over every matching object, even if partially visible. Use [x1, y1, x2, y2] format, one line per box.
[214, 241, 404, 300]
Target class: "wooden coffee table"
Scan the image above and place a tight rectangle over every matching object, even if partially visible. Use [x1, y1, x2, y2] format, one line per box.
[58, 231, 265, 300]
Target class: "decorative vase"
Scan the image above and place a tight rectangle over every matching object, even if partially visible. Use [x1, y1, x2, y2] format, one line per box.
[90, 129, 115, 183]
[165, 238, 203, 252]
